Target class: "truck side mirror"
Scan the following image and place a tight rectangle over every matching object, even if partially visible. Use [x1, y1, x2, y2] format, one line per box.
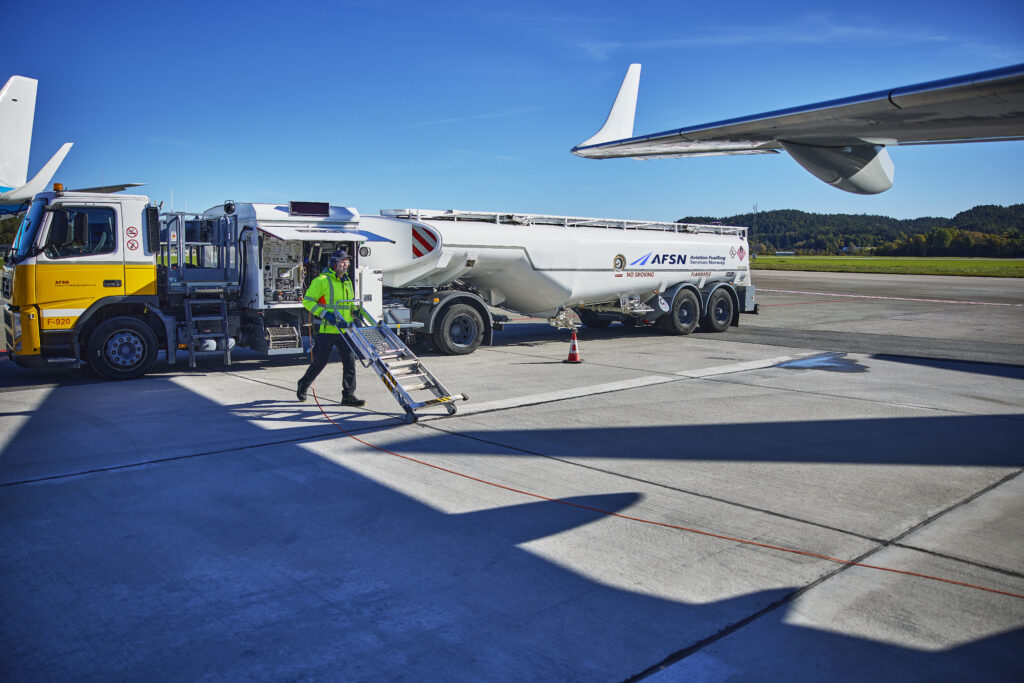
[72, 212, 89, 247]
[44, 210, 70, 252]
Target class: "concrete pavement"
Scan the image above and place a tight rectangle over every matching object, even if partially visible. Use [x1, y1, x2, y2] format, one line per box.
[2, 271, 1022, 680]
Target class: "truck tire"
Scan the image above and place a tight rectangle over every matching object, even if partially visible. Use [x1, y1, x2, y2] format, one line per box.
[87, 316, 159, 380]
[432, 303, 484, 355]
[660, 289, 699, 335]
[577, 309, 611, 329]
[700, 289, 733, 333]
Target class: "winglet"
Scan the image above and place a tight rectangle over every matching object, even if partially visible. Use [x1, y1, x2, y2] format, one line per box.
[0, 142, 73, 203]
[574, 64, 641, 150]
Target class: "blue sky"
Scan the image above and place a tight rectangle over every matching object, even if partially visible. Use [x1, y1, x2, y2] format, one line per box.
[4, 0, 1022, 220]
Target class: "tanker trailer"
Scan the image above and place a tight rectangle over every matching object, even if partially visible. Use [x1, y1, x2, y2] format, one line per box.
[356, 209, 757, 355]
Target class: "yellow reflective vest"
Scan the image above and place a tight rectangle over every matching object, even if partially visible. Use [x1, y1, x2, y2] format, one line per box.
[302, 270, 363, 334]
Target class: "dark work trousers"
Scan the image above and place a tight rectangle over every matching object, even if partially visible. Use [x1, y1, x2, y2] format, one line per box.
[299, 331, 357, 397]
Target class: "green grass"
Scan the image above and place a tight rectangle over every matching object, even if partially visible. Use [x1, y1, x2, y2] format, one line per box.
[752, 255, 1024, 277]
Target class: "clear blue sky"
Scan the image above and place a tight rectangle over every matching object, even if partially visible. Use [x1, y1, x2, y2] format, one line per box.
[4, 0, 1022, 221]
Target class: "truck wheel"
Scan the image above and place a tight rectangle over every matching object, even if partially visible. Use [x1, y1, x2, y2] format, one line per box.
[700, 289, 734, 333]
[432, 303, 484, 355]
[88, 317, 159, 380]
[577, 309, 611, 329]
[660, 289, 699, 335]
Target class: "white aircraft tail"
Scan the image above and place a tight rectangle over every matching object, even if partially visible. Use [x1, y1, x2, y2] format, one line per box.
[576, 64, 641, 148]
[0, 75, 73, 206]
[0, 75, 38, 189]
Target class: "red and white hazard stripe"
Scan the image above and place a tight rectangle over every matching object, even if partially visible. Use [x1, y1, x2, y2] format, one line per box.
[411, 225, 439, 259]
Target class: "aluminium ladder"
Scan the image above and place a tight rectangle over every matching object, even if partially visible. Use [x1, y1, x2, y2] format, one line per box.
[340, 315, 468, 423]
[184, 297, 232, 368]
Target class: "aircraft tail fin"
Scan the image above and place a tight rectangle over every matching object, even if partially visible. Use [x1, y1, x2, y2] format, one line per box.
[575, 64, 642, 149]
[0, 75, 38, 189]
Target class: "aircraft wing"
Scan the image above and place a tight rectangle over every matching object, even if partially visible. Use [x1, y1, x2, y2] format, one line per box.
[572, 63, 1024, 194]
[70, 183, 145, 194]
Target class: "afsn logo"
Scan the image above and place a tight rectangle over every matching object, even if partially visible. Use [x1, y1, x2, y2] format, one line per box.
[630, 252, 687, 266]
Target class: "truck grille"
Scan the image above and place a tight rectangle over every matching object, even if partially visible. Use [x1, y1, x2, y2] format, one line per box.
[4, 307, 12, 353]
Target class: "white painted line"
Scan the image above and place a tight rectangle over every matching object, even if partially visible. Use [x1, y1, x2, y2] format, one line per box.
[760, 288, 1024, 307]
[457, 375, 676, 415]
[456, 353, 815, 416]
[675, 353, 818, 378]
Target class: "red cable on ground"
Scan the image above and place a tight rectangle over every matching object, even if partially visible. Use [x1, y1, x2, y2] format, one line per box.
[304, 312, 1023, 601]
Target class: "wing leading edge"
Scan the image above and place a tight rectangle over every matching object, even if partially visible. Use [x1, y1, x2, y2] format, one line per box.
[572, 63, 1024, 194]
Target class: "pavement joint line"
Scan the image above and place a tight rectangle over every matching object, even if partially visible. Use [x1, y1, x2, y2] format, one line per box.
[455, 352, 818, 416]
[626, 466, 1024, 681]
[0, 401, 402, 487]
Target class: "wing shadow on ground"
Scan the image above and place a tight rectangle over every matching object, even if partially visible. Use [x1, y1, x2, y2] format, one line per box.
[1, 377, 1021, 680]
[387, 414, 1024, 468]
[873, 354, 1024, 381]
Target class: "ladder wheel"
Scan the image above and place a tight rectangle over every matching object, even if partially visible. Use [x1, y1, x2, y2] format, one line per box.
[446, 404, 457, 416]
[404, 410, 418, 424]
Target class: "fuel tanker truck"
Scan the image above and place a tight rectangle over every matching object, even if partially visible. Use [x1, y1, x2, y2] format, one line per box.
[353, 208, 757, 354]
[2, 191, 756, 381]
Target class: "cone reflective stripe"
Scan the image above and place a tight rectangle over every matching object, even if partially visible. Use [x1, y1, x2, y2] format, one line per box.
[563, 330, 583, 364]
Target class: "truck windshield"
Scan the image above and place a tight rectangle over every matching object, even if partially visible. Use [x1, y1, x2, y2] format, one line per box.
[9, 197, 47, 263]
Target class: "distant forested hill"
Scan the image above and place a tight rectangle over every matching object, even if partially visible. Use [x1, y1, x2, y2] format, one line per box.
[680, 204, 1024, 257]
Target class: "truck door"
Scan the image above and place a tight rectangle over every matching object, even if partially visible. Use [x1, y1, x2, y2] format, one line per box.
[35, 203, 125, 338]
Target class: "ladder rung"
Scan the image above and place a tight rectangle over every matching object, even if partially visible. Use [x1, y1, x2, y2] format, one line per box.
[189, 316, 225, 322]
[192, 350, 226, 357]
[187, 299, 225, 305]
[193, 333, 228, 339]
[387, 359, 419, 370]
[400, 381, 431, 392]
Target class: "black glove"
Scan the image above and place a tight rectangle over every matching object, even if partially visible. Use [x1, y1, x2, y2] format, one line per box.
[336, 318, 348, 329]
[323, 312, 338, 326]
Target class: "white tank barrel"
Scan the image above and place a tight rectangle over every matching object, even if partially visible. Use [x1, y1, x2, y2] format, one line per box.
[358, 210, 752, 317]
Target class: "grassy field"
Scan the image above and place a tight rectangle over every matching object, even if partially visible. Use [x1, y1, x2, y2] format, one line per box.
[752, 255, 1024, 277]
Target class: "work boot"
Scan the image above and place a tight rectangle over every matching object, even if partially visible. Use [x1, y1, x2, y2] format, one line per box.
[296, 382, 309, 402]
[341, 395, 366, 407]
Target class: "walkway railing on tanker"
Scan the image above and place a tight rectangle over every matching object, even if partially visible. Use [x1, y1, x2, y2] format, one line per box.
[380, 209, 747, 237]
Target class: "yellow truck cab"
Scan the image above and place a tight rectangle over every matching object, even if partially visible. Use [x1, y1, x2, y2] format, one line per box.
[2, 191, 375, 379]
[2, 190, 160, 376]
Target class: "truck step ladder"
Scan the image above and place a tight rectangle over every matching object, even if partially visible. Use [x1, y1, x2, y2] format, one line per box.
[342, 317, 468, 423]
[184, 297, 232, 368]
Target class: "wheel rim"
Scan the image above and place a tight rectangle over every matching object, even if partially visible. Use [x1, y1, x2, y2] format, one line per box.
[713, 300, 730, 325]
[103, 330, 145, 368]
[677, 302, 695, 326]
[448, 315, 478, 347]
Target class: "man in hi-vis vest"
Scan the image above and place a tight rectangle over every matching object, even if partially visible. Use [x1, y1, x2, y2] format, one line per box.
[297, 249, 367, 406]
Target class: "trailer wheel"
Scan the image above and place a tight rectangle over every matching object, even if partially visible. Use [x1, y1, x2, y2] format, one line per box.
[432, 303, 484, 355]
[700, 289, 734, 333]
[577, 309, 611, 329]
[88, 316, 159, 380]
[660, 290, 699, 335]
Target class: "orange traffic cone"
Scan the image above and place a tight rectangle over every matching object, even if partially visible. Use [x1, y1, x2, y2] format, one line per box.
[563, 330, 583, 364]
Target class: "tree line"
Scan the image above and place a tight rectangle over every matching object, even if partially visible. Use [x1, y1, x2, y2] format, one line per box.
[680, 203, 1024, 257]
